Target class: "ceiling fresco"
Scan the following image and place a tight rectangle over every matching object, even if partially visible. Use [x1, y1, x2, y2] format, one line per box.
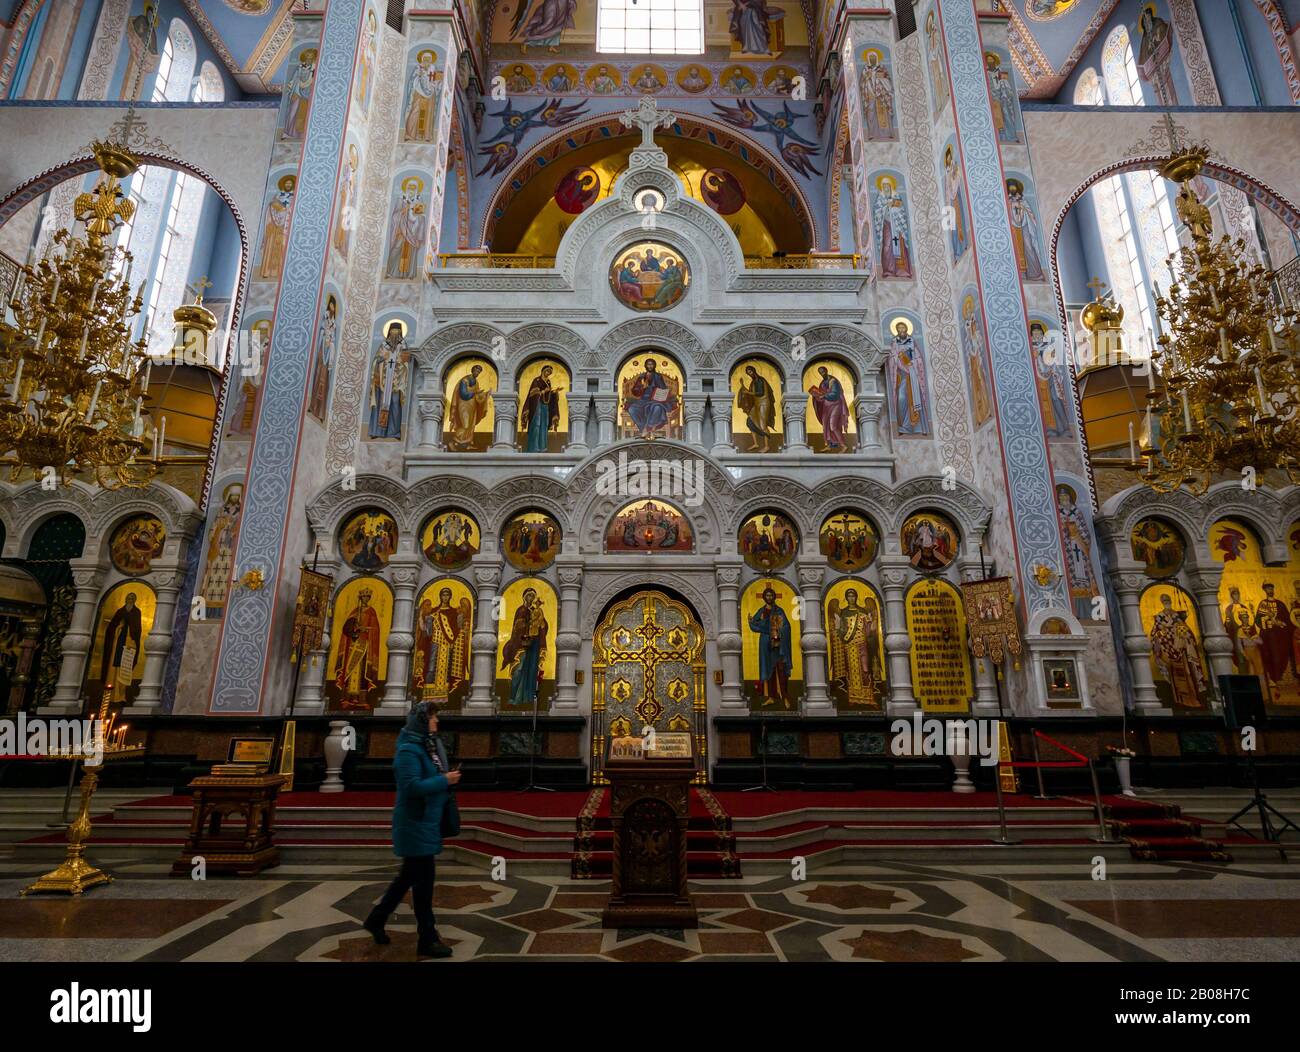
[996, 0, 1121, 99]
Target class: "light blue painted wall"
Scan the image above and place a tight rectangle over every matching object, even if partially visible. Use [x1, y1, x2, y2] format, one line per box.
[108, 0, 242, 101]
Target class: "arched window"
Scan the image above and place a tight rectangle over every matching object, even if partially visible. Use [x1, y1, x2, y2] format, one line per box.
[1073, 67, 1103, 106]
[194, 60, 224, 103]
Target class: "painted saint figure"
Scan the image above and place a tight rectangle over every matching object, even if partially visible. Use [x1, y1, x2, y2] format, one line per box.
[942, 147, 968, 260]
[887, 320, 928, 436]
[828, 588, 881, 708]
[448, 363, 492, 450]
[961, 297, 993, 428]
[985, 51, 1022, 143]
[625, 358, 678, 438]
[334, 145, 359, 258]
[281, 49, 316, 140]
[385, 178, 428, 280]
[308, 296, 338, 422]
[729, 0, 779, 55]
[521, 364, 561, 452]
[502, 588, 548, 708]
[1031, 322, 1071, 437]
[368, 323, 409, 440]
[334, 587, 382, 710]
[1056, 485, 1101, 620]
[402, 50, 441, 143]
[1007, 178, 1046, 281]
[356, 9, 378, 111]
[199, 486, 242, 612]
[807, 364, 849, 451]
[511, 0, 578, 53]
[256, 176, 294, 282]
[925, 10, 950, 114]
[1149, 593, 1207, 709]
[1255, 583, 1297, 697]
[860, 51, 896, 140]
[736, 364, 778, 452]
[412, 588, 472, 704]
[100, 593, 143, 704]
[873, 176, 913, 278]
[749, 587, 792, 706]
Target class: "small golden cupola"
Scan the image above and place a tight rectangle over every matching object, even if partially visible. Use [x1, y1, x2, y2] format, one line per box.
[1076, 278, 1161, 463]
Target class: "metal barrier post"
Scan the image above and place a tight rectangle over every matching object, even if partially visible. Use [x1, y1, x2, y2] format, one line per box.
[1031, 732, 1048, 800]
[1088, 760, 1113, 842]
[992, 760, 1015, 844]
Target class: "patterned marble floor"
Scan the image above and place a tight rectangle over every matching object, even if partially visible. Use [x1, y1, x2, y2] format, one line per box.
[2, 854, 1298, 962]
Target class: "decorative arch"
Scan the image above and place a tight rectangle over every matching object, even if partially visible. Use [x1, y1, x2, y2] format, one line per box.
[0, 151, 252, 512]
[580, 573, 718, 637]
[479, 111, 819, 251]
[594, 316, 706, 376]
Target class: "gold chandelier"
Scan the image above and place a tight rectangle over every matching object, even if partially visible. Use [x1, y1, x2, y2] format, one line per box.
[0, 141, 159, 489]
[1132, 147, 1300, 494]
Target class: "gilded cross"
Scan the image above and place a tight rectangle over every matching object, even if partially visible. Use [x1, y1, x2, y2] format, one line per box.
[620, 96, 676, 149]
[187, 276, 213, 305]
[1086, 275, 1109, 300]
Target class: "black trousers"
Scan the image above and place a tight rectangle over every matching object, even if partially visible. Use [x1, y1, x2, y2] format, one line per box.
[369, 855, 438, 942]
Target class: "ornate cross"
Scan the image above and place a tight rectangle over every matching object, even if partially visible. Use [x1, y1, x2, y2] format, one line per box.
[187, 276, 213, 305]
[1086, 275, 1109, 300]
[620, 96, 676, 149]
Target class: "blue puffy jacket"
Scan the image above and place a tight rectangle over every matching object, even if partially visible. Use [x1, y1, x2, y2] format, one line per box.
[391, 728, 449, 857]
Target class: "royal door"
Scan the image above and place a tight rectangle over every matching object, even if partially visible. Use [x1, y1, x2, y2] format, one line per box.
[592, 591, 706, 783]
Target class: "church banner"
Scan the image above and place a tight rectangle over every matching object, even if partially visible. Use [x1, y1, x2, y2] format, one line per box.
[960, 577, 1023, 665]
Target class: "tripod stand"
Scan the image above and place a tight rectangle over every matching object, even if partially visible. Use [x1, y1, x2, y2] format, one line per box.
[741, 716, 777, 793]
[1225, 751, 1298, 857]
[518, 688, 554, 793]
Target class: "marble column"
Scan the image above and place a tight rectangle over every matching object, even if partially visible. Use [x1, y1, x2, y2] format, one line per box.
[879, 558, 918, 715]
[491, 392, 518, 451]
[795, 559, 832, 714]
[959, 557, 1002, 717]
[594, 395, 619, 450]
[377, 558, 421, 715]
[683, 394, 707, 448]
[42, 561, 105, 716]
[1115, 570, 1166, 715]
[566, 395, 591, 456]
[294, 557, 340, 716]
[854, 392, 885, 453]
[710, 393, 734, 457]
[553, 561, 583, 713]
[1187, 566, 1233, 687]
[128, 566, 184, 716]
[465, 557, 502, 713]
[782, 396, 809, 454]
[715, 560, 746, 712]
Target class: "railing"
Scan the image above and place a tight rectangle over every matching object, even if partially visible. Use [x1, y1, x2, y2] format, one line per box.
[437, 253, 557, 269]
[0, 250, 20, 305]
[742, 253, 863, 270]
[1270, 254, 1300, 311]
[434, 251, 865, 271]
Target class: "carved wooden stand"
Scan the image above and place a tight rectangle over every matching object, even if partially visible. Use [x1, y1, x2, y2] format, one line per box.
[172, 774, 287, 877]
[601, 757, 698, 929]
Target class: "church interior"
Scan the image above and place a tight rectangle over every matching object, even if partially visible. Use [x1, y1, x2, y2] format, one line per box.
[1, 0, 1300, 975]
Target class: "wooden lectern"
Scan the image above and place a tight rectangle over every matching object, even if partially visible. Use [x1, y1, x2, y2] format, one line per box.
[172, 773, 287, 877]
[602, 737, 698, 929]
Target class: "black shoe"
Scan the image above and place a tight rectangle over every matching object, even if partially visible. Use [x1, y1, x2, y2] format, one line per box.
[417, 940, 453, 959]
[363, 916, 390, 945]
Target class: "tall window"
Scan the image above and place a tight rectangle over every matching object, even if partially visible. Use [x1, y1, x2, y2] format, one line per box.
[150, 35, 175, 102]
[596, 0, 704, 54]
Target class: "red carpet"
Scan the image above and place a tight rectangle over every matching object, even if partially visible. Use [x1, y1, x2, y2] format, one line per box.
[1068, 797, 1232, 863]
[571, 788, 740, 879]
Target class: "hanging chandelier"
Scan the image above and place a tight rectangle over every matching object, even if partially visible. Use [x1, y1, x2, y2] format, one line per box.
[1131, 146, 1300, 494]
[0, 140, 159, 489]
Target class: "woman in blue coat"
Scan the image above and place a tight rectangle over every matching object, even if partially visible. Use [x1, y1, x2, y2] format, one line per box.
[363, 701, 461, 958]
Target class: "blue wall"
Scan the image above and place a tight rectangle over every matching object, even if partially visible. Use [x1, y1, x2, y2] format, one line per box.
[109, 0, 242, 101]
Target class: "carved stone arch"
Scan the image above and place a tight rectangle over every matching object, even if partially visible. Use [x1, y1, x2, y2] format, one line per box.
[887, 477, 993, 556]
[0, 480, 96, 558]
[487, 476, 574, 534]
[580, 572, 718, 638]
[93, 482, 202, 548]
[799, 324, 885, 385]
[592, 317, 706, 378]
[574, 479, 723, 555]
[809, 476, 898, 538]
[504, 322, 590, 380]
[405, 476, 494, 542]
[564, 439, 736, 507]
[711, 323, 800, 387]
[416, 322, 508, 379]
[1195, 482, 1300, 565]
[305, 475, 413, 546]
[730, 477, 820, 541]
[1097, 484, 1210, 569]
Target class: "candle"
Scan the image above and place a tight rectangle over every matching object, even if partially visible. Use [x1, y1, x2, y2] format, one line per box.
[1129, 421, 1137, 462]
[1182, 390, 1192, 431]
[159, 416, 166, 452]
[1256, 366, 1268, 412]
[142, 359, 151, 394]
[34, 316, 46, 348]
[1145, 405, 1153, 448]
[49, 273, 60, 302]
[85, 380, 101, 421]
[152, 427, 159, 461]
[87, 281, 100, 314]
[133, 397, 142, 435]
[78, 325, 89, 360]
[1268, 324, 1279, 355]
[10, 358, 22, 402]
[1219, 327, 1230, 360]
